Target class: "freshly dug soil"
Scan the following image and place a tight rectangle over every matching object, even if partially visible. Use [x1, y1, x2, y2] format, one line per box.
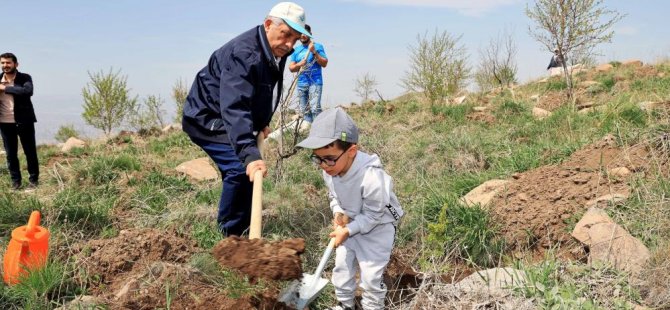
[75, 228, 198, 288]
[489, 135, 649, 255]
[212, 236, 305, 281]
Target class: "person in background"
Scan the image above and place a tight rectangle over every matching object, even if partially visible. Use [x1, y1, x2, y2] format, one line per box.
[181, 2, 311, 237]
[0, 52, 39, 190]
[289, 24, 328, 124]
[547, 48, 564, 76]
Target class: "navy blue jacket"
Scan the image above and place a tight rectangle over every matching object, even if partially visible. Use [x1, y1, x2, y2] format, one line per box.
[182, 26, 290, 166]
[0, 71, 36, 123]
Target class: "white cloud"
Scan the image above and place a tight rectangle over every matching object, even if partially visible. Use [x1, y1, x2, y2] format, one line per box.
[344, 0, 522, 16]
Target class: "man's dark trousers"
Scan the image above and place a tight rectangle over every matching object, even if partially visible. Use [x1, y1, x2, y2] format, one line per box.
[192, 137, 253, 237]
[0, 122, 39, 185]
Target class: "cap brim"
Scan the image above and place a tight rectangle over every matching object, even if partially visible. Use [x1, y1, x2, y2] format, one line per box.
[282, 18, 312, 38]
[296, 136, 335, 149]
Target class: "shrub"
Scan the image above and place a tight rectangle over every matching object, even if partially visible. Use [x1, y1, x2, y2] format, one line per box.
[599, 74, 616, 91]
[353, 72, 378, 103]
[172, 78, 189, 123]
[128, 95, 167, 131]
[54, 124, 80, 142]
[82, 68, 138, 136]
[402, 30, 470, 106]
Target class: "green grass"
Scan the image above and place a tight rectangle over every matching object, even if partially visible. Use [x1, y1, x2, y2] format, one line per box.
[514, 258, 641, 309]
[188, 253, 264, 299]
[1, 61, 668, 308]
[545, 78, 568, 91]
[195, 187, 222, 205]
[0, 194, 44, 235]
[0, 260, 81, 310]
[608, 170, 670, 249]
[191, 220, 222, 249]
[52, 185, 118, 235]
[131, 170, 193, 215]
[430, 104, 469, 124]
[148, 131, 192, 155]
[596, 74, 617, 92]
[78, 154, 141, 185]
[427, 202, 504, 267]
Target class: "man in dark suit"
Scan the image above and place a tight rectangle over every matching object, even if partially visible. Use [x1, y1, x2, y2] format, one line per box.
[0, 53, 39, 190]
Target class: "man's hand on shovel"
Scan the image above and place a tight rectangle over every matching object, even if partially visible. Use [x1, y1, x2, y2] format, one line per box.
[246, 127, 271, 182]
[246, 160, 267, 182]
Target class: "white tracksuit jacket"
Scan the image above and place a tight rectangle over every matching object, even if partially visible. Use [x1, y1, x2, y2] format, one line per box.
[323, 151, 404, 310]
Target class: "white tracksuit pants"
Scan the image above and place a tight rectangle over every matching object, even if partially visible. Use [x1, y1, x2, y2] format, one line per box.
[332, 222, 395, 310]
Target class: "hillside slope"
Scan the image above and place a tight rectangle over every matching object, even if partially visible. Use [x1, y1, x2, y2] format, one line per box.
[0, 60, 668, 309]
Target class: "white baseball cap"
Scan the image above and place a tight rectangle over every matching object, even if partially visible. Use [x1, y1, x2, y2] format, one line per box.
[268, 2, 312, 38]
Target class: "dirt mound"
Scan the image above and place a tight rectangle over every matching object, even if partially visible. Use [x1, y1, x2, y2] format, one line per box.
[105, 262, 241, 309]
[102, 262, 295, 310]
[489, 135, 649, 255]
[212, 236, 305, 281]
[75, 229, 198, 287]
[73, 229, 296, 309]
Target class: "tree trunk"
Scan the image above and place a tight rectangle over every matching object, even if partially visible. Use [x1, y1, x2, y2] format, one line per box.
[561, 62, 574, 101]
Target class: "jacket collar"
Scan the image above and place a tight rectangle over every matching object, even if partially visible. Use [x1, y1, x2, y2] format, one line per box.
[257, 25, 293, 72]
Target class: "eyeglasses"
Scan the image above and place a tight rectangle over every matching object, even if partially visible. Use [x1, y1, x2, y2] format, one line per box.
[310, 149, 347, 167]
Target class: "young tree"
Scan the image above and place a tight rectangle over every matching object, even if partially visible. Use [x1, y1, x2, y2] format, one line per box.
[128, 95, 166, 131]
[82, 68, 137, 136]
[402, 30, 470, 106]
[353, 72, 378, 103]
[477, 29, 518, 91]
[172, 78, 189, 123]
[526, 0, 624, 100]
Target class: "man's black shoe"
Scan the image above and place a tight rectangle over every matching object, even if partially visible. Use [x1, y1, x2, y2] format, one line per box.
[28, 181, 38, 189]
[12, 182, 21, 190]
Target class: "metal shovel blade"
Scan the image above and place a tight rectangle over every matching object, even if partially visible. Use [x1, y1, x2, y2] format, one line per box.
[279, 272, 329, 309]
[279, 238, 336, 309]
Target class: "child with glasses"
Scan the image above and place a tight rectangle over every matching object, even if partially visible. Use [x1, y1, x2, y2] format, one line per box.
[296, 107, 404, 310]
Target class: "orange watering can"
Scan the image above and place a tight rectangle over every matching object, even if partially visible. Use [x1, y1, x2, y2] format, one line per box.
[3, 211, 50, 285]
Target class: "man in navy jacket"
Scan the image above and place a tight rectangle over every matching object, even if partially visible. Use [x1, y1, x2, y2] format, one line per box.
[0, 53, 39, 190]
[182, 2, 311, 236]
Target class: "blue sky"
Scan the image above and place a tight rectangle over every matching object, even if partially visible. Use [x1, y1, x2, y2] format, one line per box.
[6, 0, 669, 143]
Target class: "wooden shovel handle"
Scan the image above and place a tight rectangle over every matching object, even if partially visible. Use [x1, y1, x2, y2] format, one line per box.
[249, 170, 263, 239]
[249, 132, 265, 239]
